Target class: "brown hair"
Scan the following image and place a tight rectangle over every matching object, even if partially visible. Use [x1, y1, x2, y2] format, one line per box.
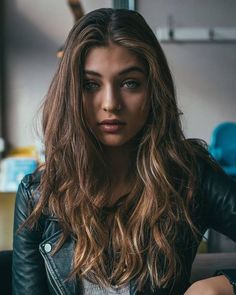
[29, 8, 212, 292]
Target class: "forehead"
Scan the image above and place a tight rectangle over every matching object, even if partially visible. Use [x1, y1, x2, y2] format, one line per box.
[84, 44, 145, 73]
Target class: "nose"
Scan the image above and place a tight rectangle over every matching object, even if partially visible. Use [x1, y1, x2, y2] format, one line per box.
[102, 85, 122, 112]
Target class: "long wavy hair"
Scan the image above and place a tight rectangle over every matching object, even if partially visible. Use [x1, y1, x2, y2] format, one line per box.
[28, 8, 213, 292]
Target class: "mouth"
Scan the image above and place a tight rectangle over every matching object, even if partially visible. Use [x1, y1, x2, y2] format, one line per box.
[97, 119, 126, 133]
[98, 119, 126, 125]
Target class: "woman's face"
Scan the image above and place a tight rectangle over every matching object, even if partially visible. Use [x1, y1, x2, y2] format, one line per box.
[83, 43, 150, 147]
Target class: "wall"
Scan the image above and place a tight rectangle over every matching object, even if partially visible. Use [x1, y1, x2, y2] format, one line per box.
[5, 0, 236, 147]
[5, 0, 112, 147]
[138, 0, 236, 142]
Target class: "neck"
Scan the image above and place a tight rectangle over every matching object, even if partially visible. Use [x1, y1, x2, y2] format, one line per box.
[103, 145, 133, 181]
[105, 147, 132, 207]
[101, 144, 136, 207]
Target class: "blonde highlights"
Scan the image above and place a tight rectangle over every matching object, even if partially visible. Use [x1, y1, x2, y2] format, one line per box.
[28, 8, 211, 292]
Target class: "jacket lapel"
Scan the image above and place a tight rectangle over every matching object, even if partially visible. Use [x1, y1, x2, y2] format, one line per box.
[39, 230, 80, 294]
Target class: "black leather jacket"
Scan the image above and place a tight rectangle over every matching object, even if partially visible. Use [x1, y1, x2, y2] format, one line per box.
[12, 159, 236, 295]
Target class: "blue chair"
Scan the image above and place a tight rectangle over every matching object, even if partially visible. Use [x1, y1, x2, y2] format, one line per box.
[209, 122, 236, 177]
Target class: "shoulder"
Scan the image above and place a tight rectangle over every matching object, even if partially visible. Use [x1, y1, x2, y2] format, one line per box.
[15, 170, 43, 212]
[185, 137, 223, 178]
[190, 143, 232, 190]
[184, 138, 236, 206]
[185, 140, 236, 236]
[20, 170, 42, 190]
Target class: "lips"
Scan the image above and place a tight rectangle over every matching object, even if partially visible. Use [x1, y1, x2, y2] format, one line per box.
[98, 119, 126, 125]
[98, 119, 126, 133]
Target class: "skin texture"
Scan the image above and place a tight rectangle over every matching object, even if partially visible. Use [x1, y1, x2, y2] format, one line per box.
[83, 43, 150, 148]
[83, 43, 150, 202]
[185, 275, 234, 295]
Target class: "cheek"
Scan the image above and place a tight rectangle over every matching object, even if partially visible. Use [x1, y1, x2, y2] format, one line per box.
[128, 100, 150, 132]
[83, 99, 97, 122]
[138, 96, 150, 120]
[139, 104, 150, 130]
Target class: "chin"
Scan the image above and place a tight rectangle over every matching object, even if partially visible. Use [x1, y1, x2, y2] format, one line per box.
[99, 136, 137, 148]
[101, 141, 128, 147]
[96, 132, 141, 148]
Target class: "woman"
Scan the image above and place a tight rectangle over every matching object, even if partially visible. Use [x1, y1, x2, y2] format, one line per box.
[12, 8, 236, 295]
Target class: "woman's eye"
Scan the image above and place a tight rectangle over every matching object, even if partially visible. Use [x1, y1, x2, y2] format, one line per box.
[83, 81, 99, 91]
[122, 80, 140, 89]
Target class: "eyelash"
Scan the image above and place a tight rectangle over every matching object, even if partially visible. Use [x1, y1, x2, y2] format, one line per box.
[122, 80, 141, 89]
[83, 81, 99, 91]
[83, 79, 141, 91]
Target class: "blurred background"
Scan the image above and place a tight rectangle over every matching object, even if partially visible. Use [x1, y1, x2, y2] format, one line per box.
[1, 0, 236, 148]
[0, 1, 236, 294]
[0, 0, 236, 262]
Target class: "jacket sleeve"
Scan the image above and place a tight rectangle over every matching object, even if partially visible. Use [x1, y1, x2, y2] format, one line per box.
[12, 175, 50, 295]
[200, 160, 236, 241]
[199, 159, 236, 292]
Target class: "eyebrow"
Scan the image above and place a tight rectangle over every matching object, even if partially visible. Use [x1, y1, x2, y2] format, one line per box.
[84, 66, 145, 77]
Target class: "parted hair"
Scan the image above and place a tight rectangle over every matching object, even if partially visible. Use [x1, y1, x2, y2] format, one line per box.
[28, 8, 212, 292]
